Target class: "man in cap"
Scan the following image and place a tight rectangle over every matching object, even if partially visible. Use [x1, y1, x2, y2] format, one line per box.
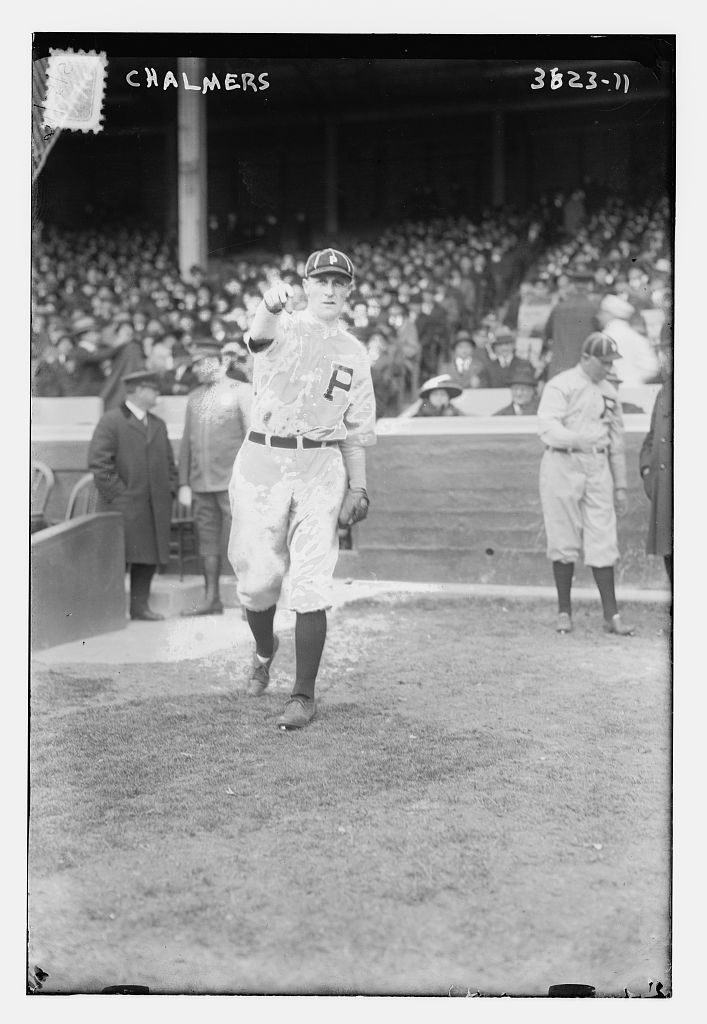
[178, 340, 252, 616]
[88, 371, 178, 621]
[537, 332, 634, 636]
[493, 363, 540, 416]
[228, 247, 376, 730]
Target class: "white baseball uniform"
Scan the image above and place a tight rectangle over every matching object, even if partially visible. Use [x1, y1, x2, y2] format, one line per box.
[537, 363, 627, 566]
[228, 308, 376, 612]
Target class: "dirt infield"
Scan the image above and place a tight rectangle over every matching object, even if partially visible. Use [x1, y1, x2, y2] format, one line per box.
[28, 594, 671, 996]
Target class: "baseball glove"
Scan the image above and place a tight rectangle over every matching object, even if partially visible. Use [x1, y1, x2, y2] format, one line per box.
[338, 487, 370, 527]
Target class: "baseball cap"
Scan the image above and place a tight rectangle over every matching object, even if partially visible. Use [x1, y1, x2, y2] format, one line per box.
[581, 332, 620, 360]
[304, 248, 355, 281]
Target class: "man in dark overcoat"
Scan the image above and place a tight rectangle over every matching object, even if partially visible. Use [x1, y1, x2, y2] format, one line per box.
[88, 370, 178, 620]
[639, 328, 673, 585]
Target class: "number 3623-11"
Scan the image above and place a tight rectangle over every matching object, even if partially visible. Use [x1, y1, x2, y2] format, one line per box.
[531, 68, 629, 93]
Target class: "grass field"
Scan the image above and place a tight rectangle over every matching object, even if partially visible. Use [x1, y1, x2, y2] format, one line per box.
[28, 594, 672, 997]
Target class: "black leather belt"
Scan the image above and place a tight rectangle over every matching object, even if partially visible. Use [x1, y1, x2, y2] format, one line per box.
[248, 430, 339, 449]
[547, 446, 608, 454]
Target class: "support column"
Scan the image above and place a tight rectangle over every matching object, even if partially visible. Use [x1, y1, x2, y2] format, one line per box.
[491, 110, 505, 208]
[324, 116, 338, 236]
[177, 57, 207, 279]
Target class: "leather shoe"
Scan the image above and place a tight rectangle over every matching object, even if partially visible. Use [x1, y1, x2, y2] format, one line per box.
[181, 599, 224, 617]
[130, 606, 164, 622]
[603, 613, 634, 636]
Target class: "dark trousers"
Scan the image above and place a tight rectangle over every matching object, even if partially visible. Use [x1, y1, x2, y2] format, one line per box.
[129, 563, 156, 612]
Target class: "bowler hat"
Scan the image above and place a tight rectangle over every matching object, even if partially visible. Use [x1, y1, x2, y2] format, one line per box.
[489, 326, 516, 347]
[508, 363, 538, 388]
[419, 374, 463, 399]
[122, 370, 160, 390]
[305, 248, 355, 281]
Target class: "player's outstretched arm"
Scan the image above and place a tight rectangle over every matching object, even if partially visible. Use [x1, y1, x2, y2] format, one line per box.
[248, 282, 294, 349]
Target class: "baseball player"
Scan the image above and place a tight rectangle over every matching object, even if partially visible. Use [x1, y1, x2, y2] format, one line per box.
[537, 332, 634, 635]
[228, 248, 376, 730]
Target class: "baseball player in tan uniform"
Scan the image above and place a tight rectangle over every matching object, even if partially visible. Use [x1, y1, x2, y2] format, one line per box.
[228, 248, 376, 730]
[537, 332, 634, 636]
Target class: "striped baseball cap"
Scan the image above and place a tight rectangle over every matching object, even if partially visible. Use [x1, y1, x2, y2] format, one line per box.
[581, 332, 620, 360]
[304, 248, 355, 281]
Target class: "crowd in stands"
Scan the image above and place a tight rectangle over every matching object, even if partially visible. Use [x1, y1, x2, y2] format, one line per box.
[31, 190, 672, 417]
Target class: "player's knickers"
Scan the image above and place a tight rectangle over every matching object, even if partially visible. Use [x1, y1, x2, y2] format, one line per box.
[539, 449, 619, 566]
[228, 441, 347, 612]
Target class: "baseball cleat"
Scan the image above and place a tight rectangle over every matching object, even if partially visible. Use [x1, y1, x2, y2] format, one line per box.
[248, 634, 279, 696]
[603, 614, 635, 636]
[277, 695, 316, 730]
[556, 612, 573, 634]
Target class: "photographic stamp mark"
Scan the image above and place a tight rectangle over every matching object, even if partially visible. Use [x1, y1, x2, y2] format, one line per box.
[43, 49, 108, 133]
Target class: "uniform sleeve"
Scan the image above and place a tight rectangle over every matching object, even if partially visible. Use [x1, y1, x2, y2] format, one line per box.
[88, 416, 125, 502]
[238, 382, 253, 432]
[536, 379, 584, 448]
[246, 310, 294, 356]
[178, 399, 192, 486]
[343, 351, 377, 446]
[607, 392, 627, 490]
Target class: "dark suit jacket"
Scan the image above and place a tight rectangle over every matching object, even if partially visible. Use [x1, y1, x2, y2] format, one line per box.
[494, 396, 540, 416]
[88, 404, 178, 565]
[477, 356, 535, 389]
[639, 383, 672, 556]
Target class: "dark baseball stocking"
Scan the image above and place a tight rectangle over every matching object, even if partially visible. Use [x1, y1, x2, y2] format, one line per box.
[246, 605, 277, 659]
[591, 566, 619, 620]
[293, 610, 327, 699]
[552, 560, 574, 615]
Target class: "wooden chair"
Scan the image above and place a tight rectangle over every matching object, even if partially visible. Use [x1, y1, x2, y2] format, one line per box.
[65, 473, 99, 519]
[31, 460, 55, 532]
[170, 497, 198, 581]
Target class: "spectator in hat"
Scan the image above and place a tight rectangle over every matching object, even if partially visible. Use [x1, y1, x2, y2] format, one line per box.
[88, 370, 178, 621]
[541, 270, 601, 379]
[221, 340, 251, 383]
[178, 340, 252, 616]
[477, 328, 535, 389]
[494, 363, 541, 416]
[99, 319, 148, 410]
[597, 294, 659, 386]
[71, 316, 117, 396]
[414, 375, 463, 418]
[639, 323, 673, 586]
[440, 331, 484, 389]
